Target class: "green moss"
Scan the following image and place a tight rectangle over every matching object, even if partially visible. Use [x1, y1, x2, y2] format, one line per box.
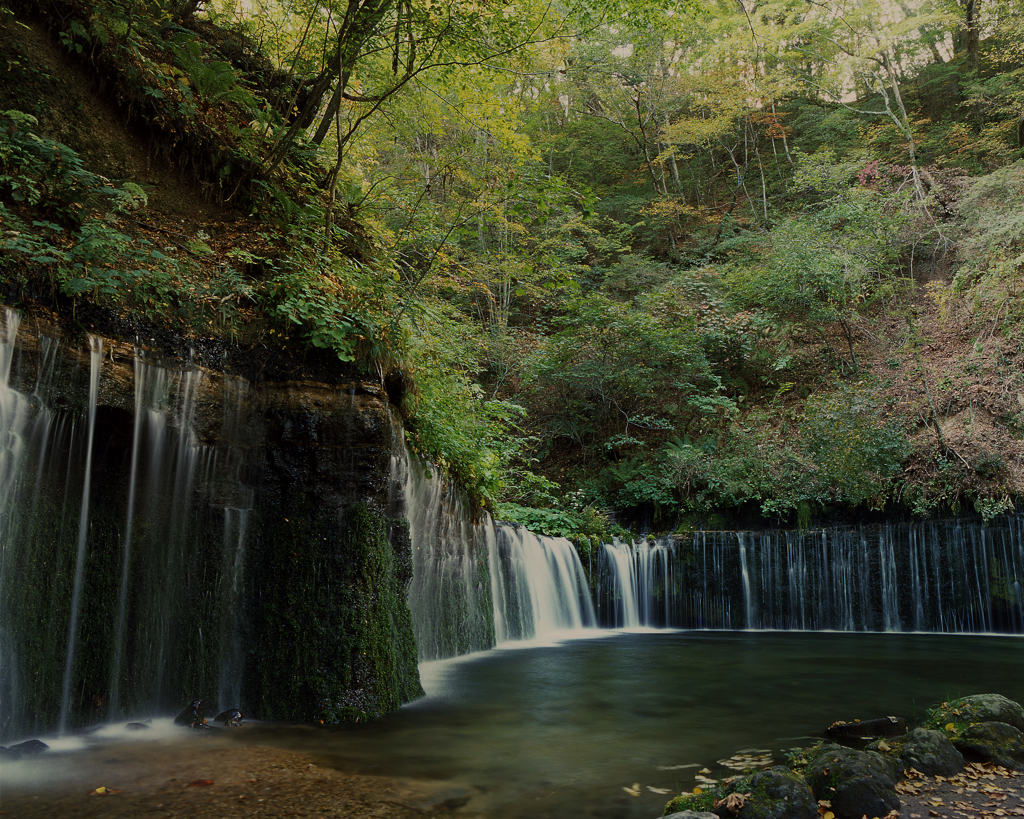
[243, 497, 423, 723]
[663, 788, 722, 815]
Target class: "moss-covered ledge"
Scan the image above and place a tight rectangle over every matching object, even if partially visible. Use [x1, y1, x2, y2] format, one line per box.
[244, 501, 423, 722]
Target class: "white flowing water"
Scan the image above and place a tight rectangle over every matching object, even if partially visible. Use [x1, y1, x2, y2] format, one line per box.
[593, 523, 1024, 632]
[401, 451, 496, 660]
[489, 525, 596, 643]
[58, 336, 102, 734]
[2, 306, 1024, 748]
[401, 448, 596, 657]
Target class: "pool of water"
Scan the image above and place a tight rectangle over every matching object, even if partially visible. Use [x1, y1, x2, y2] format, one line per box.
[235, 630, 1024, 818]
[6, 630, 1023, 817]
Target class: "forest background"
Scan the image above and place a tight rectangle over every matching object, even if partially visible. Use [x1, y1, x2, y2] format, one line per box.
[1, 0, 1023, 540]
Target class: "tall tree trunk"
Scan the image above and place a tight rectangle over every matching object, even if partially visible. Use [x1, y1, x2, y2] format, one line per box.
[963, 0, 980, 74]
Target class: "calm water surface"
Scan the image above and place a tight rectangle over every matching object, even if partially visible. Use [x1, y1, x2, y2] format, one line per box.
[238, 630, 1024, 818]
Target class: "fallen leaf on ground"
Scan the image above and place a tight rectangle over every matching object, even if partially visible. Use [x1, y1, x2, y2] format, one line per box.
[187, 779, 215, 787]
[87, 786, 124, 796]
[714, 792, 748, 814]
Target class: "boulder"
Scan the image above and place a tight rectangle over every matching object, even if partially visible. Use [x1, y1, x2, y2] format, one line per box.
[952, 722, 1024, 771]
[214, 708, 244, 726]
[931, 695, 1024, 733]
[894, 728, 964, 776]
[804, 744, 899, 819]
[722, 766, 818, 819]
[869, 728, 964, 777]
[174, 699, 207, 728]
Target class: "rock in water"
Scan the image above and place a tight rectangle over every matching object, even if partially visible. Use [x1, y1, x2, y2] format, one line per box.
[174, 699, 208, 728]
[826, 716, 907, 739]
[8, 739, 49, 756]
[804, 744, 900, 819]
[720, 766, 818, 819]
[214, 708, 243, 726]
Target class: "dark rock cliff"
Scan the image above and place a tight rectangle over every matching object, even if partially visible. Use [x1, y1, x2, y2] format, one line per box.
[0, 311, 422, 738]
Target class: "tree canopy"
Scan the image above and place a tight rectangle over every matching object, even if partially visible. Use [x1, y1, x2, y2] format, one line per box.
[2, 0, 1023, 533]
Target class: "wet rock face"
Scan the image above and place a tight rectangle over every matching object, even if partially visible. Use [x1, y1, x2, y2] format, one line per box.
[2, 318, 422, 734]
[804, 744, 900, 819]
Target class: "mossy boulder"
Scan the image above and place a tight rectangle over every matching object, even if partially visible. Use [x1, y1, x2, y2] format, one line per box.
[804, 744, 900, 819]
[723, 766, 818, 819]
[894, 728, 964, 776]
[664, 792, 721, 816]
[665, 812, 719, 819]
[868, 728, 964, 777]
[928, 695, 1024, 733]
[951, 722, 1024, 771]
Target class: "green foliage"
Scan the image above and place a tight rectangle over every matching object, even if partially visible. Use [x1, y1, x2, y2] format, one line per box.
[0, 110, 190, 308]
[722, 150, 912, 376]
[662, 784, 727, 816]
[954, 162, 1024, 330]
[664, 381, 910, 521]
[494, 500, 609, 541]
[525, 291, 732, 455]
[401, 300, 534, 506]
[167, 34, 256, 108]
[0, 110, 97, 225]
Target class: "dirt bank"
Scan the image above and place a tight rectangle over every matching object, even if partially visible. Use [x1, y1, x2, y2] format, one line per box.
[1, 737, 478, 819]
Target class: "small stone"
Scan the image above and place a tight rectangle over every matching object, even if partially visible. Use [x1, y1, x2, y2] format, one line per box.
[8, 739, 48, 756]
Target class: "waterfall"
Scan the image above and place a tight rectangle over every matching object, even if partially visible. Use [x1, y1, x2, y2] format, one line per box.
[4, 304, 1024, 741]
[597, 539, 673, 628]
[1, 312, 427, 738]
[401, 451, 496, 661]
[593, 522, 1024, 632]
[489, 525, 596, 642]
[58, 336, 103, 733]
[401, 449, 596, 659]
[0, 322, 245, 737]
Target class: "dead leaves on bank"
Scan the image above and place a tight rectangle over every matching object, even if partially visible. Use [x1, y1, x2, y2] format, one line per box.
[898, 762, 1024, 819]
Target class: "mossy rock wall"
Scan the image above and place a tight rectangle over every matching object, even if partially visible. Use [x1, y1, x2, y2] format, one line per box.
[0, 317, 423, 738]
